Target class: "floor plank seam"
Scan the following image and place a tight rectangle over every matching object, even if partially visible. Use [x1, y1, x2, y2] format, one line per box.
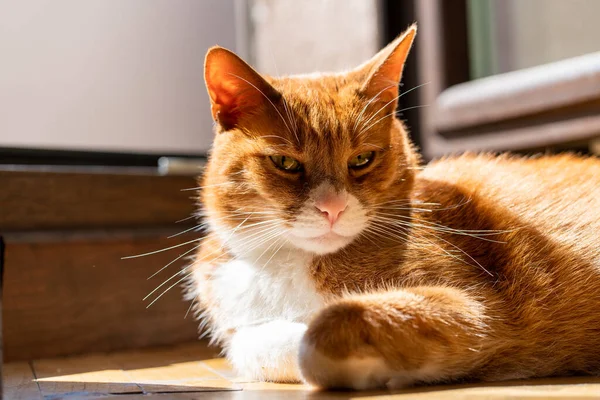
[27, 359, 44, 398]
[120, 368, 146, 395]
[197, 361, 238, 384]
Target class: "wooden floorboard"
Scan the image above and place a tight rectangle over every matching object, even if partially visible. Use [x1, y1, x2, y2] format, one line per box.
[3, 362, 42, 400]
[33, 353, 142, 396]
[4, 341, 600, 399]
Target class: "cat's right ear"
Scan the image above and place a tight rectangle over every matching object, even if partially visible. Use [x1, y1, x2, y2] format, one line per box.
[356, 24, 416, 106]
[204, 47, 280, 131]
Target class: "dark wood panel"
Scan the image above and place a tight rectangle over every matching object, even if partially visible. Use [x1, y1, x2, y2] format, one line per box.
[0, 168, 199, 231]
[0, 147, 206, 167]
[2, 232, 203, 361]
[439, 0, 470, 88]
[0, 236, 4, 395]
[381, 0, 423, 149]
[427, 114, 600, 157]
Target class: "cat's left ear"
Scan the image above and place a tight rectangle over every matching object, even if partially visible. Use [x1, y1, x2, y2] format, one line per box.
[204, 46, 280, 131]
[358, 24, 416, 105]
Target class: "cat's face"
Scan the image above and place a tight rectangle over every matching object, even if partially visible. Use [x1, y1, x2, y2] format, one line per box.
[201, 26, 417, 256]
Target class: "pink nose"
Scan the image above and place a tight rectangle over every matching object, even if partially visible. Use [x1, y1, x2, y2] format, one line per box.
[315, 193, 348, 226]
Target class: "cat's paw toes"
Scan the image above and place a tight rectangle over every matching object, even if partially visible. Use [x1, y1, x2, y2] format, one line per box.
[298, 301, 400, 390]
[299, 340, 396, 390]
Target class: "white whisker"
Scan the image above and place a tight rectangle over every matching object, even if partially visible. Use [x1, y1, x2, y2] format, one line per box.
[352, 84, 397, 133]
[168, 224, 205, 239]
[146, 272, 194, 309]
[122, 238, 202, 259]
[176, 215, 196, 223]
[358, 104, 429, 137]
[147, 243, 202, 280]
[184, 297, 196, 319]
[229, 73, 299, 143]
[357, 82, 430, 135]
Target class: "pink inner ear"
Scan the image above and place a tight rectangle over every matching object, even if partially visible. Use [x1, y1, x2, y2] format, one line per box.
[205, 48, 278, 129]
[205, 56, 277, 129]
[212, 82, 238, 115]
[206, 66, 240, 122]
[208, 78, 267, 128]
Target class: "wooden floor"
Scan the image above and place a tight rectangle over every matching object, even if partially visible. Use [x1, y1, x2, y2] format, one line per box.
[4, 342, 600, 399]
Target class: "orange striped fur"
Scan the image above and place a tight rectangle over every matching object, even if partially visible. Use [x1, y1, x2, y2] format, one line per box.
[187, 25, 600, 389]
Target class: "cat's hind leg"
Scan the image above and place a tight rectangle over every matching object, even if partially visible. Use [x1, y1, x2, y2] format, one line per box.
[298, 287, 489, 389]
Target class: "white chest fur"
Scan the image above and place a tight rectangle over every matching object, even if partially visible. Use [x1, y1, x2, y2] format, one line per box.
[208, 246, 325, 337]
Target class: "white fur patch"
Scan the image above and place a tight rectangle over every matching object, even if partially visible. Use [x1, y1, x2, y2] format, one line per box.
[229, 320, 307, 382]
[191, 241, 325, 382]
[209, 250, 323, 335]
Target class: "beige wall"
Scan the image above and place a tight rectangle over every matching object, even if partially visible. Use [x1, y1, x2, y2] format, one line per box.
[508, 0, 600, 70]
[0, 0, 237, 155]
[249, 0, 381, 76]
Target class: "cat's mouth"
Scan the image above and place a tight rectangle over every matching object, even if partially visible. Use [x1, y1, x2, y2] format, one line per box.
[291, 229, 354, 241]
[288, 230, 356, 255]
[303, 231, 346, 242]
[285, 195, 368, 254]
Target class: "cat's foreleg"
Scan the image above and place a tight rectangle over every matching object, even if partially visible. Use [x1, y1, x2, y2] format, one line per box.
[227, 319, 307, 383]
[298, 287, 489, 389]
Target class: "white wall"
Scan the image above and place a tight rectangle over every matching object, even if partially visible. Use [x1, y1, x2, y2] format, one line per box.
[249, 0, 380, 76]
[0, 0, 237, 155]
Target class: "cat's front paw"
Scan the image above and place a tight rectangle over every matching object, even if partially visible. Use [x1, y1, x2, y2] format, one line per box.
[228, 320, 307, 383]
[298, 301, 401, 390]
[300, 339, 399, 390]
[300, 289, 486, 390]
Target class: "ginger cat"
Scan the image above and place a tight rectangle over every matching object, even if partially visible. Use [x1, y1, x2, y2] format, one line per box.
[186, 25, 600, 389]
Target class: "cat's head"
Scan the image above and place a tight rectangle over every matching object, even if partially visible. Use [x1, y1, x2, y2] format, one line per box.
[201, 25, 419, 256]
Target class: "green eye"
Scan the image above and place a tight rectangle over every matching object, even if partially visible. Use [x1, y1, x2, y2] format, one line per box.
[348, 151, 375, 169]
[269, 155, 303, 172]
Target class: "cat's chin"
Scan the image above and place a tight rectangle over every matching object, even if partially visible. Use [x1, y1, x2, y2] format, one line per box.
[289, 232, 356, 255]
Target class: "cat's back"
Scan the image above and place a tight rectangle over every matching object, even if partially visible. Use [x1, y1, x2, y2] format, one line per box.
[416, 152, 600, 260]
[420, 152, 600, 194]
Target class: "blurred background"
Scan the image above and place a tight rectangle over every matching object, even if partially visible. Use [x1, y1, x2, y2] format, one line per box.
[1, 0, 600, 382]
[2, 0, 600, 166]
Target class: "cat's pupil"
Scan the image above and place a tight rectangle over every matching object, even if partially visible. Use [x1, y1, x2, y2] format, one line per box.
[349, 151, 374, 168]
[282, 156, 297, 169]
[270, 155, 301, 172]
